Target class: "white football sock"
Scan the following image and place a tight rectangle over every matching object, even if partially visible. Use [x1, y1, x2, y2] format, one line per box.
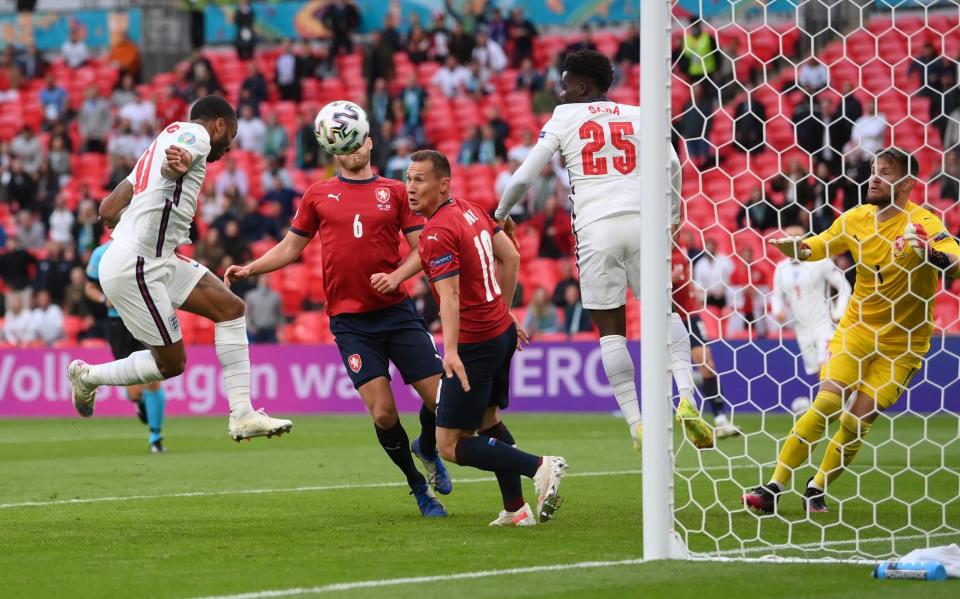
[670, 312, 695, 401]
[83, 350, 163, 387]
[216, 316, 254, 417]
[600, 335, 642, 429]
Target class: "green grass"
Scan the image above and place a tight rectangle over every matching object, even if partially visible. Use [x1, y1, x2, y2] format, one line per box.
[0, 413, 958, 598]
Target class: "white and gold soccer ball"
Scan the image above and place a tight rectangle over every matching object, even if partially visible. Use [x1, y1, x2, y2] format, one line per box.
[314, 100, 369, 155]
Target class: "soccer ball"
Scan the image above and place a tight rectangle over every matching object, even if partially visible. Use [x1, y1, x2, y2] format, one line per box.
[314, 100, 369, 155]
[790, 396, 812, 414]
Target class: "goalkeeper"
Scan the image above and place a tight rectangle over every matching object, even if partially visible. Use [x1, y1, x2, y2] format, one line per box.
[743, 148, 960, 514]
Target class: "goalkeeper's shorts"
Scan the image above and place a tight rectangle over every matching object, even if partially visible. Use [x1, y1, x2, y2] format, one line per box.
[820, 327, 922, 410]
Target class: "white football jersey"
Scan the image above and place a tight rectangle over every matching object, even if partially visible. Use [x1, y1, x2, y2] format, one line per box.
[112, 122, 211, 258]
[771, 258, 851, 333]
[538, 101, 680, 231]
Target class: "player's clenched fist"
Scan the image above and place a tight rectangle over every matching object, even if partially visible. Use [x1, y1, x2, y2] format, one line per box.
[903, 223, 928, 259]
[164, 146, 192, 177]
[223, 264, 251, 288]
[370, 272, 401, 294]
[443, 351, 470, 392]
[769, 236, 812, 260]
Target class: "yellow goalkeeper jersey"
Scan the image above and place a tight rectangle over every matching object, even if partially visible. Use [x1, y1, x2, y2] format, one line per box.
[804, 201, 960, 353]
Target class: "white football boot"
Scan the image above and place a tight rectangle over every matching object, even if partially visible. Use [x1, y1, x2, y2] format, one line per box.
[68, 360, 98, 418]
[533, 456, 568, 522]
[489, 503, 537, 527]
[228, 409, 293, 442]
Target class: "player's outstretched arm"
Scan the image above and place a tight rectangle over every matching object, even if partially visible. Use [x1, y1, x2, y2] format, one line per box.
[434, 275, 470, 392]
[768, 236, 813, 260]
[224, 231, 310, 287]
[98, 180, 135, 229]
[494, 142, 555, 222]
[904, 222, 960, 277]
[371, 230, 424, 294]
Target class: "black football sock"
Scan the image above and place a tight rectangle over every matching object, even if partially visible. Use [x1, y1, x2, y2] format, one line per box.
[454, 436, 541, 479]
[701, 375, 725, 417]
[478, 421, 523, 510]
[418, 404, 438, 457]
[375, 421, 427, 488]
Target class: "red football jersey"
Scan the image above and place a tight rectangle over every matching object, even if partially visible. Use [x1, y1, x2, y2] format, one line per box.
[672, 245, 698, 319]
[291, 175, 424, 316]
[419, 198, 513, 344]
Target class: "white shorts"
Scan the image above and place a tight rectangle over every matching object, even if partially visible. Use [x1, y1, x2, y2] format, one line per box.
[797, 325, 834, 376]
[99, 242, 210, 347]
[575, 214, 642, 310]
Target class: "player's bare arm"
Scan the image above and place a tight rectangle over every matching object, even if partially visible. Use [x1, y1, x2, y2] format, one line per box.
[161, 146, 192, 180]
[769, 236, 812, 260]
[491, 229, 529, 348]
[224, 231, 310, 287]
[371, 230, 424, 294]
[98, 179, 134, 228]
[434, 275, 470, 392]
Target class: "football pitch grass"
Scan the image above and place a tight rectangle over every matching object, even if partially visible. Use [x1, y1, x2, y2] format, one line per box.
[2, 413, 958, 598]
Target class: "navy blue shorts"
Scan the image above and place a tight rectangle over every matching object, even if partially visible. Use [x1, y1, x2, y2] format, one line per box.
[330, 298, 443, 390]
[436, 324, 517, 431]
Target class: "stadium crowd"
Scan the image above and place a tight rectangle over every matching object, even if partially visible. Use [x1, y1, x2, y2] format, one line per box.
[1, 3, 959, 347]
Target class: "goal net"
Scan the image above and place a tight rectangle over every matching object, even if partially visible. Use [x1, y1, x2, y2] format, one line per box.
[658, 0, 960, 561]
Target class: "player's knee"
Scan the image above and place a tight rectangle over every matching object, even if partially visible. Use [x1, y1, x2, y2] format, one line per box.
[157, 357, 186, 379]
[438, 438, 459, 463]
[220, 296, 246, 322]
[371, 406, 398, 429]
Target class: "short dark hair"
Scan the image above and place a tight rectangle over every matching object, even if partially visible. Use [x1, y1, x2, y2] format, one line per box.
[190, 95, 237, 123]
[875, 147, 918, 178]
[409, 150, 451, 178]
[563, 49, 614, 93]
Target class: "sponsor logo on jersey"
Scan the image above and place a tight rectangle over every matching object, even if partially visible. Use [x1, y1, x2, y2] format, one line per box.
[375, 187, 391, 211]
[177, 132, 197, 145]
[327, 193, 341, 202]
[430, 253, 453, 268]
[168, 314, 180, 332]
[348, 354, 362, 373]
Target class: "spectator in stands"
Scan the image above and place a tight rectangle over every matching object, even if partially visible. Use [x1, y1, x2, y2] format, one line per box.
[306, 40, 338, 80]
[380, 13, 404, 52]
[524, 287, 561, 336]
[385, 138, 413, 181]
[119, 89, 157, 135]
[63, 266, 91, 317]
[508, 130, 535, 163]
[107, 119, 139, 161]
[195, 227, 226, 273]
[236, 104, 266, 153]
[932, 67, 958, 143]
[16, 42, 47, 80]
[495, 159, 530, 221]
[48, 194, 74, 246]
[432, 55, 469, 97]
[798, 57, 828, 94]
[533, 60, 561, 114]
[406, 23, 431, 64]
[829, 82, 862, 164]
[296, 113, 322, 169]
[552, 261, 579, 307]
[732, 91, 766, 155]
[399, 73, 428, 131]
[155, 85, 186, 127]
[369, 77, 391, 125]
[485, 7, 508, 47]
[693, 237, 733, 310]
[808, 160, 838, 233]
[363, 31, 395, 96]
[70, 201, 100, 260]
[262, 173, 299, 220]
[238, 61, 265, 103]
[371, 120, 393, 175]
[846, 102, 888, 161]
[507, 7, 538, 68]
[486, 106, 510, 144]
[185, 49, 221, 90]
[236, 87, 260, 119]
[528, 195, 574, 259]
[411, 276, 440, 332]
[322, 0, 360, 57]
[112, 72, 138, 108]
[61, 27, 89, 69]
[937, 150, 960, 202]
[448, 21, 475, 65]
[234, 0, 256, 60]
[0, 235, 35, 308]
[682, 21, 717, 83]
[515, 57, 544, 93]
[472, 29, 508, 76]
[34, 160, 60, 210]
[564, 24, 598, 59]
[109, 31, 141, 80]
[215, 156, 250, 201]
[47, 135, 71, 185]
[239, 196, 282, 242]
[464, 59, 494, 97]
[945, 101, 960, 153]
[221, 219, 251, 266]
[5, 158, 37, 212]
[263, 113, 290, 161]
[616, 22, 640, 65]
[793, 93, 828, 159]
[15, 209, 44, 249]
[678, 84, 713, 168]
[387, 97, 422, 147]
[30, 289, 63, 344]
[562, 285, 593, 335]
[33, 241, 73, 303]
[429, 11, 451, 62]
[909, 41, 949, 99]
[78, 86, 112, 153]
[276, 39, 303, 101]
[3, 294, 36, 345]
[727, 246, 767, 337]
[11, 126, 42, 176]
[461, 123, 504, 165]
[769, 173, 804, 230]
[244, 276, 283, 343]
